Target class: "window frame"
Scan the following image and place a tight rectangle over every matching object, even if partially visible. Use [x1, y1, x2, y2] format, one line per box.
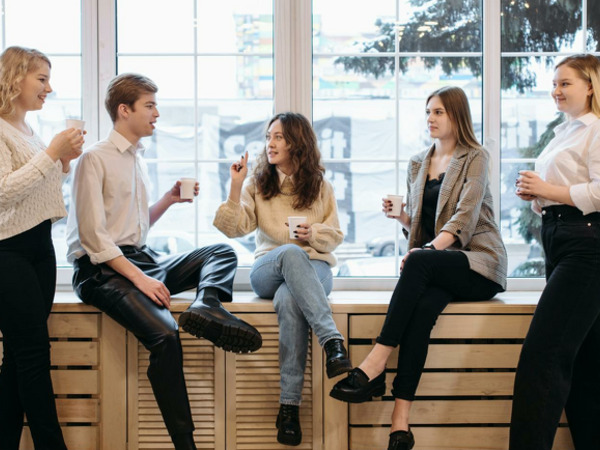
[54, 0, 569, 291]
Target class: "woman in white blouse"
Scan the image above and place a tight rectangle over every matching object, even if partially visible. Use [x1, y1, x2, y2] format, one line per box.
[0, 46, 83, 449]
[511, 54, 600, 450]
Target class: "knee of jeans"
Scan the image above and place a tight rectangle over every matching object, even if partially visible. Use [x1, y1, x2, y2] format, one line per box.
[279, 244, 309, 265]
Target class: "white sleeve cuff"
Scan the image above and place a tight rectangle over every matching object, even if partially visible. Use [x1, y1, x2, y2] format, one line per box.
[570, 183, 598, 215]
[89, 246, 124, 265]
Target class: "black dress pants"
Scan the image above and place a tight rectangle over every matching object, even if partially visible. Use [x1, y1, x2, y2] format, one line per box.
[0, 220, 67, 450]
[510, 205, 600, 450]
[72, 243, 237, 436]
[376, 250, 502, 401]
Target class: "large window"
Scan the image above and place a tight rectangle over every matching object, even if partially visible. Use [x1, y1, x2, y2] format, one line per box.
[0, 0, 86, 266]
[116, 0, 273, 267]
[312, 0, 483, 277]
[2, 0, 599, 287]
[499, 0, 598, 278]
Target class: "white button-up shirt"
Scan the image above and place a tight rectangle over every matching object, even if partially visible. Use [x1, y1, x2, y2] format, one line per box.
[534, 112, 600, 215]
[66, 130, 150, 264]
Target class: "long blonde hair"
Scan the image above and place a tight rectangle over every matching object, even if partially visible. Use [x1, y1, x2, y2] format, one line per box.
[0, 46, 51, 117]
[555, 54, 600, 117]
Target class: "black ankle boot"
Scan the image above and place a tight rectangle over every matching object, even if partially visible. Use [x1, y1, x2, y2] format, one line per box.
[171, 432, 197, 450]
[388, 428, 415, 450]
[276, 404, 302, 446]
[178, 290, 262, 353]
[323, 338, 352, 378]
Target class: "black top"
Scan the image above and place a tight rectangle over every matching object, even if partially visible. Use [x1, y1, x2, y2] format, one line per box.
[421, 173, 444, 243]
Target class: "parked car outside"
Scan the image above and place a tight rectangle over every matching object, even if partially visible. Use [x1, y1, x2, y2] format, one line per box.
[366, 235, 408, 256]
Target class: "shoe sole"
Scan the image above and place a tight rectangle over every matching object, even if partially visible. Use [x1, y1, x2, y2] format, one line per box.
[277, 429, 302, 446]
[179, 310, 262, 353]
[329, 382, 386, 403]
[326, 358, 353, 378]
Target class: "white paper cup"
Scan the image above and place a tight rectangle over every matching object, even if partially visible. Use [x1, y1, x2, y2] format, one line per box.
[179, 178, 196, 200]
[386, 194, 404, 217]
[66, 119, 85, 131]
[288, 216, 307, 239]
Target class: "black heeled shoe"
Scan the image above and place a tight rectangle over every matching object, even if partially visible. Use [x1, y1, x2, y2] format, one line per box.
[323, 338, 352, 378]
[388, 429, 415, 450]
[329, 367, 386, 403]
[276, 404, 302, 446]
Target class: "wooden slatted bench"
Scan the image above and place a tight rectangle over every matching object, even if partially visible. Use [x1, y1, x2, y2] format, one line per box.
[1, 290, 575, 450]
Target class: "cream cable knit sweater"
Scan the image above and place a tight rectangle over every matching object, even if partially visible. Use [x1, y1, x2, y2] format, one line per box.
[213, 177, 344, 266]
[0, 118, 66, 240]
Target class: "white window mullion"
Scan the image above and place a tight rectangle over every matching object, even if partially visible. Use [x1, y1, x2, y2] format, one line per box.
[97, 0, 116, 137]
[483, 0, 502, 224]
[82, 0, 99, 142]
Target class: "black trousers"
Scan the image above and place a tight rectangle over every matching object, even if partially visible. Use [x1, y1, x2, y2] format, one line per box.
[72, 243, 237, 436]
[376, 250, 502, 401]
[0, 220, 67, 450]
[510, 205, 600, 450]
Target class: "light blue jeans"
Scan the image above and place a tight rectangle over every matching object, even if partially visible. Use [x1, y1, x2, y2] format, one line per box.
[250, 244, 343, 405]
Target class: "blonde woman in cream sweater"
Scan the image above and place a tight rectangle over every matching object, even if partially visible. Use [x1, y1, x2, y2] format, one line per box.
[0, 46, 84, 449]
[214, 112, 350, 446]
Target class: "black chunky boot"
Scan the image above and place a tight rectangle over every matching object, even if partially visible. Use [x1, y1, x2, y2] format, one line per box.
[179, 288, 262, 353]
[276, 404, 302, 446]
[323, 338, 352, 378]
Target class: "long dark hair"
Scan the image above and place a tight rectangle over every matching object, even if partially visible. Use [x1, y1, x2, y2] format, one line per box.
[253, 112, 325, 210]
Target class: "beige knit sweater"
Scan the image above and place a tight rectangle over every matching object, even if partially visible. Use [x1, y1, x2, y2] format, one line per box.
[213, 177, 344, 266]
[0, 118, 66, 240]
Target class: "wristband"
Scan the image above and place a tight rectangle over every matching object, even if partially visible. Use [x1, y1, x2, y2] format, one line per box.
[421, 242, 436, 250]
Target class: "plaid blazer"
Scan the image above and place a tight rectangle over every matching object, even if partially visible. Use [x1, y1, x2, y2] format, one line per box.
[404, 144, 507, 289]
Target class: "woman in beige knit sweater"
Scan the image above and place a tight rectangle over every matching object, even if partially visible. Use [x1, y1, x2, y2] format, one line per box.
[213, 112, 351, 446]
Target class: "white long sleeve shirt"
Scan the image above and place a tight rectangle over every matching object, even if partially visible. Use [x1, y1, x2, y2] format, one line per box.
[0, 118, 66, 240]
[534, 112, 600, 215]
[66, 130, 150, 264]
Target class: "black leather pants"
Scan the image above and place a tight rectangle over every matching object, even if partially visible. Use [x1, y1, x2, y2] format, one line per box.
[73, 243, 237, 436]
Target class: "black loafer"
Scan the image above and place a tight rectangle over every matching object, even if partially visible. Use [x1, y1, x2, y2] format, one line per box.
[179, 302, 262, 353]
[323, 338, 352, 378]
[329, 367, 386, 403]
[388, 429, 415, 450]
[276, 404, 302, 446]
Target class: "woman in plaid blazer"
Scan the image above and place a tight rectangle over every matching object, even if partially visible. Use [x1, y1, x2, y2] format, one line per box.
[330, 86, 508, 450]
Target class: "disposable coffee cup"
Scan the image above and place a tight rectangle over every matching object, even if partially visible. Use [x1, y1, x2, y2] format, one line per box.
[288, 216, 307, 239]
[179, 178, 196, 200]
[386, 194, 404, 217]
[65, 119, 85, 131]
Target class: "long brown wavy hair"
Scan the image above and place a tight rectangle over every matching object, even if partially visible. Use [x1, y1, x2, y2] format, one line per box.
[253, 112, 325, 210]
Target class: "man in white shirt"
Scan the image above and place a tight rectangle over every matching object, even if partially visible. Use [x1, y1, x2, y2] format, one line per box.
[66, 73, 262, 450]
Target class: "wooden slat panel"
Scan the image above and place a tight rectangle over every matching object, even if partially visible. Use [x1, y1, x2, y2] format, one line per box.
[351, 344, 522, 369]
[51, 341, 98, 366]
[350, 427, 573, 450]
[229, 312, 317, 450]
[51, 370, 99, 394]
[134, 333, 218, 450]
[351, 400, 513, 425]
[20, 426, 98, 450]
[415, 372, 515, 396]
[56, 398, 100, 422]
[350, 314, 533, 339]
[48, 313, 100, 338]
